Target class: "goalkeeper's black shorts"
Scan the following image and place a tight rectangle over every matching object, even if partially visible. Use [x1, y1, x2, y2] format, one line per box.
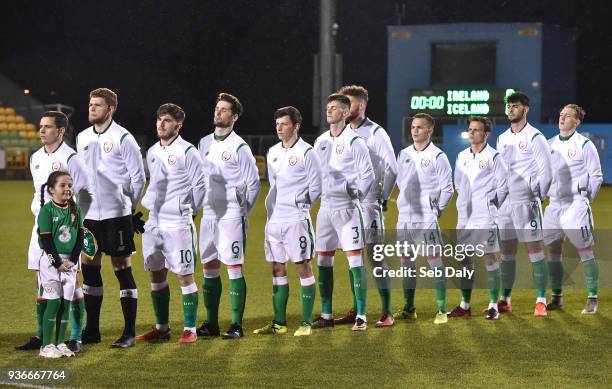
[84, 215, 136, 257]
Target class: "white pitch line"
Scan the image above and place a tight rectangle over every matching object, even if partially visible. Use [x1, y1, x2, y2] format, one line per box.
[0, 381, 74, 389]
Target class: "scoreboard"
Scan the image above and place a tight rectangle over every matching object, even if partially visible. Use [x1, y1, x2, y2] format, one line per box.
[410, 88, 515, 117]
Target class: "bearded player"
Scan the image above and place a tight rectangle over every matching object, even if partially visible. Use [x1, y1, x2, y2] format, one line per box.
[334, 85, 398, 327]
[197, 93, 260, 339]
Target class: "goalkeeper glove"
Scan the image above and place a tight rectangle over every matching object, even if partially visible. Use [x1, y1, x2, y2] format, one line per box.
[131, 209, 145, 234]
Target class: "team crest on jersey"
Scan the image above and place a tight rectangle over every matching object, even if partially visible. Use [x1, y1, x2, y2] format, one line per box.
[518, 141, 528, 151]
[479, 160, 488, 169]
[288, 156, 298, 166]
[567, 148, 577, 159]
[51, 161, 61, 171]
[103, 142, 113, 153]
[59, 232, 71, 243]
[420, 157, 431, 168]
[335, 145, 344, 154]
[168, 155, 177, 165]
[221, 151, 231, 161]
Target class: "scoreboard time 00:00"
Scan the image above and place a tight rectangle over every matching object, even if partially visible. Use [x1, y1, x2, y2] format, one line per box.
[410, 89, 515, 116]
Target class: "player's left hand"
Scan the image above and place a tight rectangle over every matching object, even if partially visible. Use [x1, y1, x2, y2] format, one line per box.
[59, 261, 75, 273]
[381, 200, 388, 212]
[132, 210, 145, 234]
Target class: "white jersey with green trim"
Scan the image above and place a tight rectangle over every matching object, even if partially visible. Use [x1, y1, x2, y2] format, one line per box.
[346, 118, 398, 204]
[454, 144, 508, 226]
[30, 141, 88, 216]
[547, 131, 603, 206]
[396, 142, 454, 222]
[496, 123, 552, 203]
[265, 138, 322, 223]
[198, 130, 260, 220]
[141, 135, 206, 227]
[76, 121, 146, 220]
[314, 127, 374, 209]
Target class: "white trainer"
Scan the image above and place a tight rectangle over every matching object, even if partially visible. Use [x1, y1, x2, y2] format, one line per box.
[39, 344, 62, 358]
[56, 343, 75, 357]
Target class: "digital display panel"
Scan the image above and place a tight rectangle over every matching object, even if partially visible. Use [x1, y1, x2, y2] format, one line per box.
[410, 89, 515, 116]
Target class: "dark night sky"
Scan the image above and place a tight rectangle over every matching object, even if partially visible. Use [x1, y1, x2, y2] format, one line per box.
[2, 0, 611, 146]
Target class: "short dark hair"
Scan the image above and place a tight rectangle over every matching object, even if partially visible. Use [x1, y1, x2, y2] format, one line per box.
[274, 106, 302, 125]
[326, 93, 351, 107]
[563, 104, 586, 122]
[157, 103, 186, 123]
[40, 111, 68, 130]
[469, 116, 492, 132]
[507, 91, 530, 107]
[412, 113, 435, 128]
[216, 93, 243, 117]
[338, 85, 368, 103]
[89, 88, 118, 108]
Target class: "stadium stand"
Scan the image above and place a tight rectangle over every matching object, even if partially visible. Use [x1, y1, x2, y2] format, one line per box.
[0, 106, 39, 149]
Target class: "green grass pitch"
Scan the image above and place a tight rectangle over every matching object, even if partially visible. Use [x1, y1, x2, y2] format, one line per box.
[1, 180, 612, 388]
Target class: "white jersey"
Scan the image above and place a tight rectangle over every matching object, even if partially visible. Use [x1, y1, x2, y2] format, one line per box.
[314, 127, 374, 209]
[396, 142, 454, 222]
[30, 142, 89, 216]
[454, 144, 509, 226]
[547, 131, 603, 206]
[265, 138, 322, 223]
[198, 131, 260, 220]
[141, 135, 206, 227]
[76, 121, 146, 220]
[346, 118, 398, 204]
[496, 123, 552, 203]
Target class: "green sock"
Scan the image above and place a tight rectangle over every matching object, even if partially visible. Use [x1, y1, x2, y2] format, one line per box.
[375, 274, 391, 314]
[582, 258, 599, 297]
[531, 259, 548, 299]
[318, 266, 334, 315]
[229, 277, 247, 325]
[36, 294, 47, 339]
[42, 299, 60, 347]
[182, 292, 199, 328]
[402, 262, 416, 311]
[487, 268, 501, 303]
[300, 283, 316, 323]
[460, 264, 474, 304]
[272, 284, 289, 325]
[501, 259, 516, 298]
[434, 269, 447, 313]
[55, 299, 69, 344]
[350, 266, 367, 316]
[151, 286, 170, 326]
[69, 298, 84, 341]
[203, 276, 222, 328]
[348, 270, 357, 311]
[549, 260, 564, 296]
[460, 289, 472, 305]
